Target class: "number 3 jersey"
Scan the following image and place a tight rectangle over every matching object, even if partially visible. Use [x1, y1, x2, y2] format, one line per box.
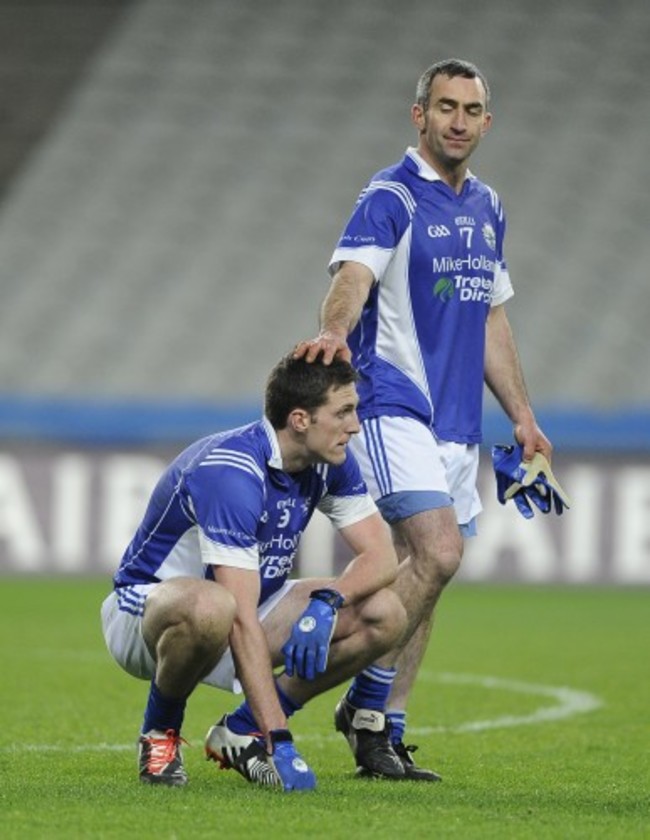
[329, 147, 514, 444]
[113, 418, 375, 605]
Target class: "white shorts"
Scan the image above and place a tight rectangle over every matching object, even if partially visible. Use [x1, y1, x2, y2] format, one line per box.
[100, 580, 297, 693]
[349, 415, 482, 532]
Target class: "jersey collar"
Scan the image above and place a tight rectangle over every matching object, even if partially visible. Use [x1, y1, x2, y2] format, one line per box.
[262, 416, 284, 469]
[405, 146, 474, 183]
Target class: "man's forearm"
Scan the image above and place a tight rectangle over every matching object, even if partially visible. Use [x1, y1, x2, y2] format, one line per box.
[320, 263, 374, 336]
[335, 513, 399, 601]
[484, 304, 534, 424]
[229, 617, 286, 743]
[485, 304, 552, 458]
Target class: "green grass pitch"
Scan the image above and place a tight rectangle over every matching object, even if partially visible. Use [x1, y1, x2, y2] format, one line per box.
[1, 579, 648, 839]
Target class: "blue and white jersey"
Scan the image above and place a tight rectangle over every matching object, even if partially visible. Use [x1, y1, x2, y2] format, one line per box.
[330, 147, 514, 444]
[113, 418, 375, 605]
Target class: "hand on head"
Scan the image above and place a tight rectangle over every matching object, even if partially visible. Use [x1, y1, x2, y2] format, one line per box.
[293, 333, 352, 365]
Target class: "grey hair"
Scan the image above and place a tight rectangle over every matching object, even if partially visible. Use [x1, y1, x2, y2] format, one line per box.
[416, 59, 491, 110]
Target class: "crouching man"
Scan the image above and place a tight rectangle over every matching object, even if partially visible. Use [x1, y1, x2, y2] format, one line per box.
[100, 352, 406, 791]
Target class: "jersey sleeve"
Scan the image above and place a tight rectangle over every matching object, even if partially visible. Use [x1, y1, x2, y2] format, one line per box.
[329, 180, 415, 281]
[316, 455, 378, 529]
[490, 191, 514, 306]
[491, 261, 514, 306]
[186, 451, 265, 572]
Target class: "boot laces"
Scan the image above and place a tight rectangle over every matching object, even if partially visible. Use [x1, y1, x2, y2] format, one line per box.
[144, 729, 185, 774]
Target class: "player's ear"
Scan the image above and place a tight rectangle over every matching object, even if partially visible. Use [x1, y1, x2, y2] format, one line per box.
[480, 111, 492, 136]
[288, 408, 310, 433]
[411, 103, 426, 133]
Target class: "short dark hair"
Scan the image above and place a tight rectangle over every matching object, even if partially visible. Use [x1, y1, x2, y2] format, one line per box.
[416, 59, 490, 111]
[265, 352, 359, 429]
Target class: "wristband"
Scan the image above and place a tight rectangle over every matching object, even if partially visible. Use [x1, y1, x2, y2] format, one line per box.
[309, 588, 344, 611]
[268, 728, 293, 747]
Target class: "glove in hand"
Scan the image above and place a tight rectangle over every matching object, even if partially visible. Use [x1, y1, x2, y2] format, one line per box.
[230, 728, 316, 791]
[492, 444, 571, 519]
[282, 589, 342, 680]
[267, 729, 316, 791]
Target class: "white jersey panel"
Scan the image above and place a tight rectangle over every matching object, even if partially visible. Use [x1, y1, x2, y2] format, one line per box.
[317, 491, 377, 530]
[375, 228, 431, 406]
[198, 529, 259, 571]
[150, 527, 206, 580]
[491, 262, 514, 306]
[329, 245, 393, 280]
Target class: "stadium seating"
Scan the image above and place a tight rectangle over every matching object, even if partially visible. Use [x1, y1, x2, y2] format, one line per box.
[0, 0, 648, 408]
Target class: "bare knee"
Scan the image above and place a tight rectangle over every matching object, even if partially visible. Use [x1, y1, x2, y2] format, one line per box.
[356, 588, 407, 651]
[394, 537, 463, 619]
[425, 545, 462, 587]
[393, 509, 464, 599]
[404, 550, 461, 610]
[407, 519, 463, 587]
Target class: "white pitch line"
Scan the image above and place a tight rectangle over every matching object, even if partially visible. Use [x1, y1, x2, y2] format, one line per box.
[405, 671, 604, 735]
[3, 672, 603, 753]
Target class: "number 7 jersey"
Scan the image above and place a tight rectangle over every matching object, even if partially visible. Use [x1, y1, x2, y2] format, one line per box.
[329, 147, 514, 444]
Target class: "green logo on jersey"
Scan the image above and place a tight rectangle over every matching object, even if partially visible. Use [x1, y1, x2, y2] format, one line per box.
[433, 277, 455, 302]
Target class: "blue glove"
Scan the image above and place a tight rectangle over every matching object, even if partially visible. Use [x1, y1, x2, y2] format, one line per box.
[229, 728, 316, 791]
[505, 484, 538, 519]
[492, 444, 537, 519]
[492, 443, 527, 501]
[267, 729, 316, 791]
[282, 588, 344, 680]
[516, 471, 565, 515]
[492, 444, 571, 519]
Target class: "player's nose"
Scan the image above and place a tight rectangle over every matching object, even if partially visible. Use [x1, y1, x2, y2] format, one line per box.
[451, 108, 468, 130]
[347, 411, 361, 435]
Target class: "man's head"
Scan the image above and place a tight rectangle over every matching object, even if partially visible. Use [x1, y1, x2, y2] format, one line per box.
[415, 59, 490, 112]
[412, 58, 492, 177]
[265, 352, 360, 467]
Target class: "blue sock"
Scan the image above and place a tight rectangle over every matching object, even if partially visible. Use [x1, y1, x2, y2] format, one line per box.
[227, 681, 303, 735]
[226, 701, 259, 735]
[276, 681, 303, 718]
[142, 681, 186, 734]
[386, 710, 406, 745]
[346, 665, 397, 711]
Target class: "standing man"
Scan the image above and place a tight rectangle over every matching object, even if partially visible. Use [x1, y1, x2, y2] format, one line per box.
[101, 353, 405, 791]
[295, 59, 551, 781]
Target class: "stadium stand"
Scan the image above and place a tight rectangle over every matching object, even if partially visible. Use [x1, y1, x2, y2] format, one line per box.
[1, 2, 649, 584]
[0, 0, 649, 422]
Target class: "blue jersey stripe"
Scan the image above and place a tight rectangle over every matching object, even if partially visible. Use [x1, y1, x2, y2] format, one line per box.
[116, 585, 146, 616]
